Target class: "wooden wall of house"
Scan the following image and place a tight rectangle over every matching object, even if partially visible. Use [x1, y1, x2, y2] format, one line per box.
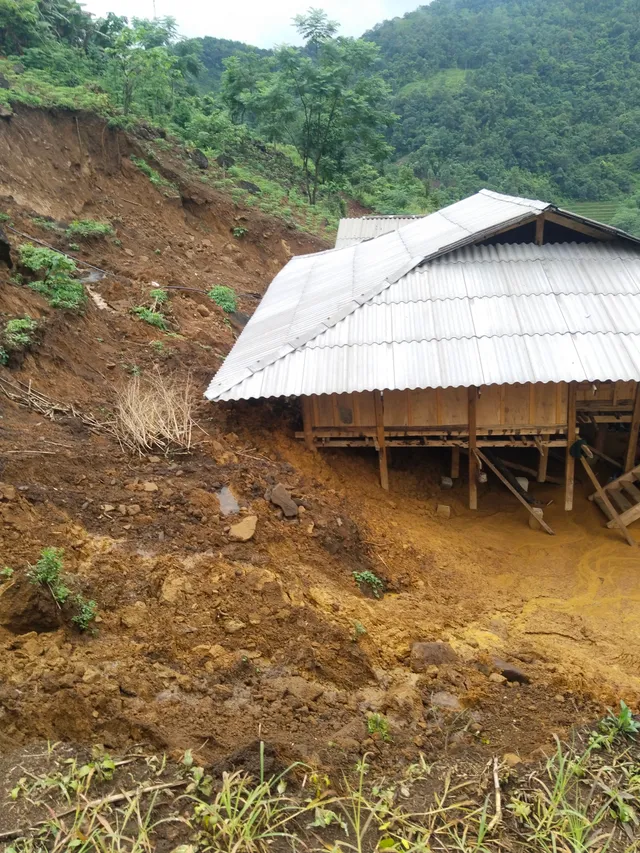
[306, 381, 638, 432]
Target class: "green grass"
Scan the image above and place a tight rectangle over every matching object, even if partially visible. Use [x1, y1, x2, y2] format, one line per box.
[66, 219, 114, 239]
[208, 285, 237, 313]
[131, 306, 168, 329]
[130, 156, 179, 196]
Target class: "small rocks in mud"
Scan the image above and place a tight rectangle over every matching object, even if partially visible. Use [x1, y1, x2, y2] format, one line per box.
[436, 504, 451, 519]
[410, 641, 458, 672]
[489, 672, 507, 684]
[228, 515, 258, 541]
[0, 482, 17, 501]
[269, 675, 324, 705]
[268, 484, 299, 518]
[223, 618, 246, 634]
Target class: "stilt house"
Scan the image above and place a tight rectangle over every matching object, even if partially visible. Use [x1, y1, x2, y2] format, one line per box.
[206, 190, 640, 511]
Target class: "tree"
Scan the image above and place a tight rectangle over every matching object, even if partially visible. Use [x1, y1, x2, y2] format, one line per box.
[224, 25, 394, 204]
[293, 8, 338, 51]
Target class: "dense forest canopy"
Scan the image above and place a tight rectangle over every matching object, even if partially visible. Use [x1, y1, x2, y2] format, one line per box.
[1, 0, 640, 230]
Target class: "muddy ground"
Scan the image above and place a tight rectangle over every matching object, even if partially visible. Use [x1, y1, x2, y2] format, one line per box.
[0, 106, 638, 797]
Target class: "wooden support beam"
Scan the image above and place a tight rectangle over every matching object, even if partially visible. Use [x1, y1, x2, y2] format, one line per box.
[545, 211, 615, 241]
[535, 214, 545, 246]
[595, 424, 607, 455]
[373, 391, 389, 491]
[475, 449, 555, 535]
[565, 382, 577, 511]
[451, 446, 460, 479]
[468, 386, 478, 510]
[301, 397, 316, 453]
[625, 384, 640, 473]
[537, 434, 550, 482]
[580, 456, 636, 547]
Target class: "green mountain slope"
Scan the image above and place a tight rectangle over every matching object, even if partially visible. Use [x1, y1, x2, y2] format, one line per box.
[191, 36, 270, 91]
[366, 0, 640, 205]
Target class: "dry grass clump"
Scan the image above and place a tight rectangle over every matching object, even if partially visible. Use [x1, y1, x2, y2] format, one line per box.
[114, 371, 195, 453]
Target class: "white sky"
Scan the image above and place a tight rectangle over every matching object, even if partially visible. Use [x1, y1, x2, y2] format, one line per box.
[80, 0, 424, 47]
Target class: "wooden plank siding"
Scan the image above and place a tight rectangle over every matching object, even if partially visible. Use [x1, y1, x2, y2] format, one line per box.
[304, 381, 638, 435]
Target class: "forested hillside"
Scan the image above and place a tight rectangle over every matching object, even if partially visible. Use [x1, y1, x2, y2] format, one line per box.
[366, 0, 640, 227]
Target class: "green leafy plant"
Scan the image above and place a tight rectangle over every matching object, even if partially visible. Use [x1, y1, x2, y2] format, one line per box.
[3, 316, 37, 349]
[0, 566, 14, 579]
[352, 621, 367, 641]
[232, 226, 248, 238]
[27, 547, 70, 604]
[67, 242, 80, 251]
[208, 285, 237, 313]
[367, 712, 391, 742]
[31, 216, 61, 231]
[18, 244, 85, 311]
[0, 212, 11, 222]
[0, 348, 7, 366]
[150, 288, 169, 311]
[71, 595, 97, 631]
[131, 306, 167, 330]
[353, 569, 385, 599]
[66, 219, 114, 239]
[130, 156, 177, 195]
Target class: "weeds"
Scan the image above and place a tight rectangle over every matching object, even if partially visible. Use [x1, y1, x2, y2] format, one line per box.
[208, 284, 237, 313]
[131, 156, 178, 195]
[18, 244, 85, 310]
[232, 225, 248, 238]
[31, 216, 61, 231]
[131, 306, 167, 330]
[1, 565, 14, 579]
[1, 316, 38, 363]
[367, 713, 391, 742]
[353, 569, 385, 598]
[26, 547, 97, 630]
[114, 370, 195, 453]
[66, 219, 114, 239]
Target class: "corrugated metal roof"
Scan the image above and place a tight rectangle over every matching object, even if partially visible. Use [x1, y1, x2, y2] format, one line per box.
[205, 190, 640, 402]
[335, 214, 426, 248]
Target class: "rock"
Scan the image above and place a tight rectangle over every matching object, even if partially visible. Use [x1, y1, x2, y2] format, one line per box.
[118, 505, 127, 515]
[0, 104, 12, 120]
[0, 74, 9, 89]
[237, 179, 261, 195]
[489, 672, 507, 684]
[515, 477, 529, 492]
[270, 675, 324, 704]
[503, 752, 523, 768]
[0, 483, 17, 501]
[330, 718, 366, 749]
[197, 303, 210, 317]
[441, 476, 453, 490]
[410, 641, 458, 672]
[102, 504, 116, 513]
[142, 482, 158, 492]
[493, 657, 531, 684]
[384, 683, 424, 723]
[436, 504, 451, 519]
[554, 693, 566, 702]
[223, 618, 246, 634]
[120, 601, 148, 628]
[528, 507, 544, 530]
[127, 504, 141, 516]
[229, 515, 258, 542]
[431, 691, 462, 712]
[124, 248, 134, 257]
[82, 666, 101, 684]
[160, 575, 186, 603]
[270, 484, 299, 518]
[190, 148, 209, 170]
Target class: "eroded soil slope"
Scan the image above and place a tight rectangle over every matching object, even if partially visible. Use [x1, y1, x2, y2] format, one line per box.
[0, 107, 637, 782]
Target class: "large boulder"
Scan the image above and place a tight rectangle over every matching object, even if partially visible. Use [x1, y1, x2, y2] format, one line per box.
[0, 576, 60, 634]
[270, 484, 299, 518]
[410, 641, 458, 672]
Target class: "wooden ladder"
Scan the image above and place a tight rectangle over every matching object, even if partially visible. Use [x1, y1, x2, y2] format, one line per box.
[588, 463, 640, 530]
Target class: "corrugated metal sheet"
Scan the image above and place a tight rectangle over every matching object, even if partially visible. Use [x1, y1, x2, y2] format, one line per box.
[335, 215, 426, 248]
[205, 190, 640, 402]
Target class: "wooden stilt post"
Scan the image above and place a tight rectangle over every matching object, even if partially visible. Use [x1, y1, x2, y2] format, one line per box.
[468, 386, 478, 510]
[374, 391, 389, 491]
[537, 434, 549, 483]
[451, 446, 460, 479]
[595, 425, 607, 455]
[625, 383, 640, 473]
[565, 382, 577, 511]
[535, 213, 545, 246]
[301, 396, 316, 453]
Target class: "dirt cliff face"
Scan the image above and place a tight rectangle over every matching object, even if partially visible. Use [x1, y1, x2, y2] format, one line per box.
[0, 106, 635, 780]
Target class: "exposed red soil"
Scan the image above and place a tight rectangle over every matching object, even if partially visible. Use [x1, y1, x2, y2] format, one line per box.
[0, 106, 635, 793]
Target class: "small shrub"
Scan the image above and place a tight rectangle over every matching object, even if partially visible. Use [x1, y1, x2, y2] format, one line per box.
[131, 306, 167, 330]
[150, 340, 165, 354]
[18, 244, 85, 311]
[150, 288, 169, 309]
[0, 347, 8, 366]
[367, 712, 391, 741]
[0, 566, 14, 579]
[232, 226, 248, 238]
[4, 316, 37, 348]
[353, 569, 384, 599]
[27, 547, 70, 604]
[66, 219, 114, 239]
[0, 212, 11, 222]
[208, 285, 237, 313]
[67, 242, 80, 252]
[71, 595, 97, 631]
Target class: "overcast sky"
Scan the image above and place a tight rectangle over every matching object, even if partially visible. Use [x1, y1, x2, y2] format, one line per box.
[80, 0, 424, 47]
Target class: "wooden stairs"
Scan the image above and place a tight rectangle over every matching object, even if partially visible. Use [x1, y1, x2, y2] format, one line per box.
[589, 463, 640, 531]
